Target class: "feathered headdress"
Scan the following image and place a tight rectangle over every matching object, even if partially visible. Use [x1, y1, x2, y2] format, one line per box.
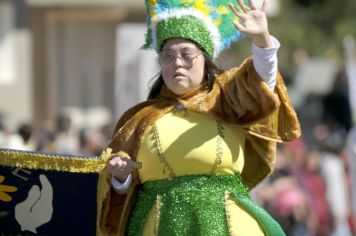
[143, 0, 249, 58]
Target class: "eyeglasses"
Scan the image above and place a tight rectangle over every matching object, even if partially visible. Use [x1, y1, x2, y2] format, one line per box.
[158, 49, 202, 67]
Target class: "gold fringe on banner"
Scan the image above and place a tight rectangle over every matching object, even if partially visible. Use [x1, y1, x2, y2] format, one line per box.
[0, 148, 113, 236]
[0, 148, 112, 173]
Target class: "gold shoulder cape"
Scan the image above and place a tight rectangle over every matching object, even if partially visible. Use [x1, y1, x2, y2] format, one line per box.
[98, 57, 301, 236]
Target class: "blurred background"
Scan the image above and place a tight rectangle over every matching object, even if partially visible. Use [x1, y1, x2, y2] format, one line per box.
[0, 0, 355, 235]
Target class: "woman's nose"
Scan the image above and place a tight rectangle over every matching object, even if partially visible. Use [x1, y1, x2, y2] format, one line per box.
[174, 56, 184, 67]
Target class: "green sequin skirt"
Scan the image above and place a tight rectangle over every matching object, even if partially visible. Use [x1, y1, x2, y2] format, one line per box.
[126, 174, 285, 236]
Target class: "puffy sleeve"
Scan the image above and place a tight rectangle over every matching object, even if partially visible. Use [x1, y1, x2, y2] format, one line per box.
[210, 56, 301, 188]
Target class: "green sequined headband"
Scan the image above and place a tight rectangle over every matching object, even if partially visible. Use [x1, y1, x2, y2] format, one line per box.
[156, 16, 215, 57]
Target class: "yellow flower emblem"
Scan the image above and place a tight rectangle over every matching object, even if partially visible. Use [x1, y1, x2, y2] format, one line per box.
[0, 175, 17, 202]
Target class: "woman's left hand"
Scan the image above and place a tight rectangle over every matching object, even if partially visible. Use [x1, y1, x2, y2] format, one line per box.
[229, 0, 272, 48]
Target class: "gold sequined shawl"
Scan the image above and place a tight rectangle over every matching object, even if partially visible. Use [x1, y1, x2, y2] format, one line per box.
[97, 57, 301, 236]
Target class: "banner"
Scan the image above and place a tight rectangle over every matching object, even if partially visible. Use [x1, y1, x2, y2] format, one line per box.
[0, 148, 111, 236]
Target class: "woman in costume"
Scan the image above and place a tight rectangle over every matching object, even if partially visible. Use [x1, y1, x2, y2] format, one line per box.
[100, 0, 301, 235]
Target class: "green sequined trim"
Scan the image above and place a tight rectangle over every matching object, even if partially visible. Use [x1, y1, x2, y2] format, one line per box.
[156, 16, 214, 58]
[126, 174, 285, 236]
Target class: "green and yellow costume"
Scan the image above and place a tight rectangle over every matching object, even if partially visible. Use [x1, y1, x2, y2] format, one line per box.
[97, 58, 301, 235]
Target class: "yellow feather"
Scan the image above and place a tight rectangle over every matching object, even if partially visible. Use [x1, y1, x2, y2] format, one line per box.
[214, 19, 222, 26]
[194, 3, 210, 15]
[149, 0, 157, 17]
[217, 6, 229, 15]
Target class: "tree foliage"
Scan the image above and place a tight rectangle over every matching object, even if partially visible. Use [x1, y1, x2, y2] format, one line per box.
[220, 0, 356, 78]
[270, 0, 356, 71]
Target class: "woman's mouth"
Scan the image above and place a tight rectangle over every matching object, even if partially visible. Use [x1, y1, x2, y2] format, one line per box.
[174, 72, 185, 78]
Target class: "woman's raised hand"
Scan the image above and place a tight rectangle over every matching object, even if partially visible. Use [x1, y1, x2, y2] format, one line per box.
[229, 0, 272, 48]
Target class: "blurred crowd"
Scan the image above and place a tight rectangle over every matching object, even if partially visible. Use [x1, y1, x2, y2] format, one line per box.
[0, 112, 113, 157]
[252, 67, 356, 236]
[1, 70, 356, 236]
[252, 133, 355, 236]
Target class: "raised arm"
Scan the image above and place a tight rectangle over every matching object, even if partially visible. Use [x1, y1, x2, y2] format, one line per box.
[229, 0, 272, 48]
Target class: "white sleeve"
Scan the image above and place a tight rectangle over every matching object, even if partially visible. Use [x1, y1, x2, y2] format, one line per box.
[111, 174, 132, 194]
[252, 36, 280, 90]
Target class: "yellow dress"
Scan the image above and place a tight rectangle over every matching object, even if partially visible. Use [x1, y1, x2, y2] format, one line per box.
[133, 110, 265, 236]
[100, 58, 299, 236]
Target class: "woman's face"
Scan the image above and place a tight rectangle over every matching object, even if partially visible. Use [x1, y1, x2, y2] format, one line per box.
[159, 39, 205, 96]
